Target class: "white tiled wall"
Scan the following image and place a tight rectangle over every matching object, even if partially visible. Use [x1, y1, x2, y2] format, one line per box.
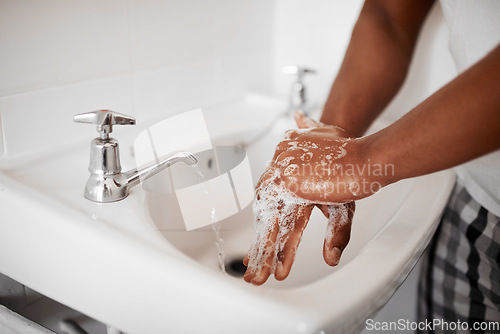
[273, 1, 457, 121]
[273, 0, 364, 105]
[129, 0, 273, 72]
[0, 0, 274, 98]
[0, 0, 275, 159]
[0, 1, 457, 160]
[0, 0, 131, 96]
[0, 75, 135, 157]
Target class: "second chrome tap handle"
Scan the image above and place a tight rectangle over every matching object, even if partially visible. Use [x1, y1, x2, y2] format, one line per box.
[74, 109, 136, 139]
[281, 65, 316, 82]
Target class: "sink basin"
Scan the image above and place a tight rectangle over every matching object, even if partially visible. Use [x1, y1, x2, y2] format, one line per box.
[0, 94, 455, 333]
[148, 134, 415, 290]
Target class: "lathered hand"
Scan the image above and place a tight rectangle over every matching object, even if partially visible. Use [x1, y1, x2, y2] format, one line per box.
[243, 111, 356, 285]
[276, 112, 378, 203]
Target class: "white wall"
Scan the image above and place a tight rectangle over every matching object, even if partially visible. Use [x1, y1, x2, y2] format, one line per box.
[0, 0, 274, 97]
[273, 0, 457, 121]
[0, 0, 275, 158]
[273, 0, 364, 104]
[0, 0, 130, 97]
[0, 0, 457, 160]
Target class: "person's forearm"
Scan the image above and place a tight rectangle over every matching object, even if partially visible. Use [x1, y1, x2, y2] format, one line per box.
[321, 0, 434, 137]
[364, 44, 500, 186]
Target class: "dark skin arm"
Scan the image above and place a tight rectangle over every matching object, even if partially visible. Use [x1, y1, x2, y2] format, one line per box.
[282, 0, 500, 202]
[321, 0, 435, 136]
[279, 42, 500, 204]
[282, 0, 500, 201]
[367, 43, 500, 186]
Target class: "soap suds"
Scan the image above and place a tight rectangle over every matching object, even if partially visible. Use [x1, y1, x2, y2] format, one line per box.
[247, 125, 355, 281]
[248, 168, 310, 274]
[283, 164, 299, 176]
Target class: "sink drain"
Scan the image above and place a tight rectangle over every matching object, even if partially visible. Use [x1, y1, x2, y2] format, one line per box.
[225, 256, 247, 278]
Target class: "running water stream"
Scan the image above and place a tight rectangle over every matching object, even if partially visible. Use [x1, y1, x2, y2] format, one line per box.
[192, 164, 227, 274]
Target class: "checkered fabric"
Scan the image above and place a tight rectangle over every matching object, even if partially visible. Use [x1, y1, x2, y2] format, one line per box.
[417, 180, 500, 333]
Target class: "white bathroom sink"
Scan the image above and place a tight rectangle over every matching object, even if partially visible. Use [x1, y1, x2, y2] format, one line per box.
[0, 94, 455, 334]
[148, 158, 415, 289]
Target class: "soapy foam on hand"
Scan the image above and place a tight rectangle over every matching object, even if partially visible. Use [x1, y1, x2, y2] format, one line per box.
[248, 167, 352, 279]
[248, 171, 353, 278]
[275, 136, 353, 201]
[247, 127, 355, 280]
[248, 168, 310, 274]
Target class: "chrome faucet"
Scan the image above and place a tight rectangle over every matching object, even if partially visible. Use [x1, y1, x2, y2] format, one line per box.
[74, 109, 197, 203]
[282, 65, 316, 114]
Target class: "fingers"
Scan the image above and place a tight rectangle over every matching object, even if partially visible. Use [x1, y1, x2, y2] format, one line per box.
[254, 167, 277, 194]
[243, 212, 280, 285]
[244, 202, 313, 284]
[274, 203, 314, 280]
[244, 169, 284, 285]
[271, 139, 293, 161]
[245, 165, 314, 285]
[294, 110, 355, 140]
[270, 111, 326, 163]
[317, 204, 330, 218]
[323, 202, 355, 266]
[294, 110, 320, 129]
[245, 178, 355, 284]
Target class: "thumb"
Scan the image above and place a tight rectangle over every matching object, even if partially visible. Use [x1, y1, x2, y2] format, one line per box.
[294, 110, 320, 129]
[323, 202, 355, 266]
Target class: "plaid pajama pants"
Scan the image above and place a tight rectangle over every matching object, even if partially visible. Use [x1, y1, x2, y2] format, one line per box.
[417, 180, 500, 333]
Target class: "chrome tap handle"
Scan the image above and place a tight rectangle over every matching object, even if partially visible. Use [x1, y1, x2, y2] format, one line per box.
[282, 66, 316, 112]
[73, 110, 197, 203]
[74, 109, 136, 139]
[281, 65, 316, 82]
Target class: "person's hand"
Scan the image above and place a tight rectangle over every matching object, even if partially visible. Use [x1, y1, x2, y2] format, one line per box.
[277, 111, 381, 204]
[243, 111, 358, 285]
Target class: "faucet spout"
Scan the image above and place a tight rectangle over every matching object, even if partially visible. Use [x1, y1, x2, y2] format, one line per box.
[125, 151, 198, 189]
[75, 110, 198, 203]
